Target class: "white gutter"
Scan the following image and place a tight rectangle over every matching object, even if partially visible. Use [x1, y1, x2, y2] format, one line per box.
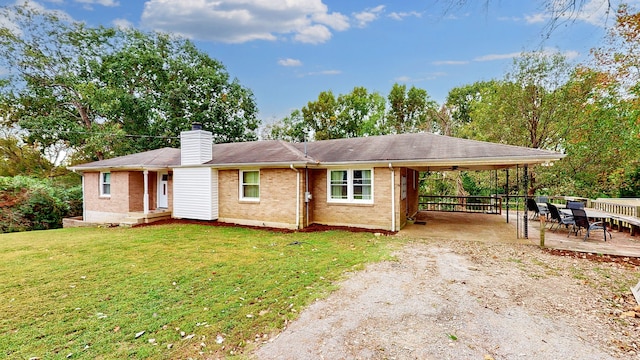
[81, 174, 86, 221]
[389, 163, 395, 232]
[290, 164, 300, 229]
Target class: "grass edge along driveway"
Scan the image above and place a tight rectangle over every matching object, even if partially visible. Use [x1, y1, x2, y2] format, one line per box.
[0, 224, 398, 359]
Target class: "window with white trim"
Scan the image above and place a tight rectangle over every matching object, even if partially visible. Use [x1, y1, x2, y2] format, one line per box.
[240, 170, 260, 201]
[328, 169, 373, 203]
[100, 172, 111, 197]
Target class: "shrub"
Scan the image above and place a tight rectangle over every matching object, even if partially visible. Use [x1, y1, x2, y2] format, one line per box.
[0, 176, 82, 233]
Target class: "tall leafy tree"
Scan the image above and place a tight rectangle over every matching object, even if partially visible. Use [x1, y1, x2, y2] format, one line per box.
[0, 3, 258, 162]
[262, 109, 307, 142]
[300, 87, 386, 140]
[386, 83, 438, 134]
[462, 52, 574, 150]
[453, 52, 580, 194]
[444, 80, 498, 135]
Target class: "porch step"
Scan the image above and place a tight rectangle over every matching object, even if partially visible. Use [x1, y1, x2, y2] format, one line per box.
[119, 211, 172, 227]
[120, 217, 143, 227]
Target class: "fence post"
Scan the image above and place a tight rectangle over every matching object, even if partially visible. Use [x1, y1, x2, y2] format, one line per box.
[540, 216, 545, 248]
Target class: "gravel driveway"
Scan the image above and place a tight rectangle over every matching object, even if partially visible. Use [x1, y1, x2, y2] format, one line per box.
[253, 240, 640, 359]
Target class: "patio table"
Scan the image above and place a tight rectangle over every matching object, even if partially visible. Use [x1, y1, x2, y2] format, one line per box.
[561, 208, 612, 241]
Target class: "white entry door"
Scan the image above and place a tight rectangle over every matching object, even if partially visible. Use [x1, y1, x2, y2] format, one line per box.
[158, 173, 169, 208]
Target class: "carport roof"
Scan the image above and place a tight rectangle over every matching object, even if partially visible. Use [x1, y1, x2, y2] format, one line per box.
[69, 132, 564, 171]
[290, 132, 564, 170]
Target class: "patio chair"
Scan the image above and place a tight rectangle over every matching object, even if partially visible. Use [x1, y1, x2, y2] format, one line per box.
[536, 196, 549, 204]
[570, 208, 611, 241]
[526, 198, 549, 219]
[566, 201, 584, 210]
[546, 203, 574, 231]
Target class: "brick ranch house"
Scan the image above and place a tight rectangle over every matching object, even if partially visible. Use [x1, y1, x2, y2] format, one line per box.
[68, 127, 564, 231]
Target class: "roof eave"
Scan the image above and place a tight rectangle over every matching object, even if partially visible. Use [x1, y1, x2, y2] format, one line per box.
[171, 160, 314, 169]
[303, 154, 565, 169]
[68, 165, 174, 173]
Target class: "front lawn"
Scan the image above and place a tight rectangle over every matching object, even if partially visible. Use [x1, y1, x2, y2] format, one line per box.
[0, 224, 398, 359]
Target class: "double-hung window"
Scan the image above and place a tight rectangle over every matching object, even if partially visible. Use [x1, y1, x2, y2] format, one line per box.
[240, 170, 260, 201]
[328, 169, 373, 203]
[100, 172, 111, 197]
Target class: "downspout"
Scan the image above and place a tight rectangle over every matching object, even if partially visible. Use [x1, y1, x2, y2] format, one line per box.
[389, 163, 396, 232]
[305, 166, 309, 227]
[80, 172, 86, 221]
[290, 164, 300, 229]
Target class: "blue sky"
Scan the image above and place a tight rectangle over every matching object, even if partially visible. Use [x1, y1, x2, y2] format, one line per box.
[3, 0, 634, 123]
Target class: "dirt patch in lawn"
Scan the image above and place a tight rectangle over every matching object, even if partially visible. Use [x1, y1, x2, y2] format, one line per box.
[253, 239, 640, 360]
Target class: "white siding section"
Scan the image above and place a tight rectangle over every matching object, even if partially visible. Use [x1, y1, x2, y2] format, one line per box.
[180, 130, 212, 165]
[173, 167, 218, 220]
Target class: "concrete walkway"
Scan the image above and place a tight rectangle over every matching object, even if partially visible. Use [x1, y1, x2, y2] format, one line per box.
[399, 211, 640, 258]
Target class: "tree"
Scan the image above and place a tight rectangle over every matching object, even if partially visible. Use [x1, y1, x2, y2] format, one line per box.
[0, 3, 259, 162]
[462, 52, 574, 150]
[300, 87, 386, 140]
[444, 80, 498, 135]
[451, 52, 582, 194]
[262, 109, 307, 142]
[0, 133, 52, 177]
[386, 83, 438, 134]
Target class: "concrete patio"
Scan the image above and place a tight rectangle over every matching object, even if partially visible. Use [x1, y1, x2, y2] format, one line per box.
[399, 211, 640, 258]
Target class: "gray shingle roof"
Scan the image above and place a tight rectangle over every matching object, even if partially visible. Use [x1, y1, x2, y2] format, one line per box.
[69, 147, 181, 171]
[207, 140, 309, 165]
[69, 133, 564, 171]
[292, 132, 561, 166]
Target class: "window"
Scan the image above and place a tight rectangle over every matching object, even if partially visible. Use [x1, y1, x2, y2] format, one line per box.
[328, 169, 373, 203]
[330, 170, 348, 200]
[100, 172, 111, 197]
[240, 170, 260, 201]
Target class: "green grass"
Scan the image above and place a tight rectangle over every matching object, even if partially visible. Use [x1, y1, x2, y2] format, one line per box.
[0, 224, 398, 359]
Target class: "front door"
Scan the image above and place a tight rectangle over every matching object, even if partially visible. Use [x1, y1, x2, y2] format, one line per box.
[158, 173, 169, 208]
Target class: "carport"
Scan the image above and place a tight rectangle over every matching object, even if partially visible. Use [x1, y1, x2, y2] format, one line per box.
[370, 133, 566, 238]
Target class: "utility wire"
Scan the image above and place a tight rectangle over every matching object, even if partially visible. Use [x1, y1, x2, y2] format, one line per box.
[16, 128, 180, 139]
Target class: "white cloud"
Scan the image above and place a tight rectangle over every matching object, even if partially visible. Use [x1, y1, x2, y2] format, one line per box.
[75, 0, 119, 7]
[474, 48, 580, 63]
[394, 72, 447, 83]
[313, 11, 349, 31]
[112, 18, 133, 29]
[300, 69, 341, 77]
[529, 0, 631, 27]
[524, 13, 547, 24]
[538, 47, 581, 60]
[317, 69, 340, 75]
[353, 5, 385, 28]
[569, 0, 613, 26]
[388, 11, 422, 21]
[432, 60, 469, 65]
[141, 0, 350, 44]
[294, 24, 332, 44]
[474, 52, 521, 62]
[278, 58, 302, 67]
[560, 50, 580, 60]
